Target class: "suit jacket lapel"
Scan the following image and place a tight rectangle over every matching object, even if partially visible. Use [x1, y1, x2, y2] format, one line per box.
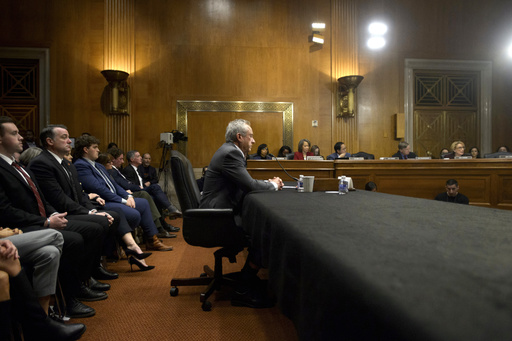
[0, 158, 32, 190]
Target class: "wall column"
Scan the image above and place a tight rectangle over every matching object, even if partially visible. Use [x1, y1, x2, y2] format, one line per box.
[104, 0, 134, 150]
[331, 0, 359, 152]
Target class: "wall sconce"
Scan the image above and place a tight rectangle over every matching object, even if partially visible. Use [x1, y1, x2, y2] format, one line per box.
[310, 23, 325, 45]
[337, 75, 364, 117]
[101, 70, 130, 115]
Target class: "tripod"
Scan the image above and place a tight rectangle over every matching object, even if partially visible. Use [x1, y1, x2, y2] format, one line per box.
[158, 143, 174, 195]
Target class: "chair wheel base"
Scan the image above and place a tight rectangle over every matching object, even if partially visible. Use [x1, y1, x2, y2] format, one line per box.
[170, 287, 179, 297]
[202, 301, 212, 311]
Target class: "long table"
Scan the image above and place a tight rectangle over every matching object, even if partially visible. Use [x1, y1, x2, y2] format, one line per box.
[246, 159, 512, 209]
[242, 189, 512, 340]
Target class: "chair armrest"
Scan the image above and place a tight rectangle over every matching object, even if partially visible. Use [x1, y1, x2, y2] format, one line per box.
[184, 208, 234, 218]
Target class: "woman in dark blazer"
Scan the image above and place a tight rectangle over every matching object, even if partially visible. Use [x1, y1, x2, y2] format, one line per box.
[252, 144, 272, 159]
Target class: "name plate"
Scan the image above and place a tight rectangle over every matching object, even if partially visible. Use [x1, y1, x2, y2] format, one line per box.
[416, 156, 432, 160]
[380, 157, 399, 160]
[274, 157, 286, 160]
[454, 156, 472, 159]
[306, 156, 324, 160]
[349, 157, 364, 161]
[499, 155, 512, 159]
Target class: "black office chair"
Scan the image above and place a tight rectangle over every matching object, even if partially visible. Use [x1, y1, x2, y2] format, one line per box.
[286, 153, 294, 160]
[352, 151, 375, 159]
[169, 150, 248, 311]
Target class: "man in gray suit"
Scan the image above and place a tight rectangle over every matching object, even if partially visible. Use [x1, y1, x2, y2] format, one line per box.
[200, 119, 283, 308]
[200, 119, 283, 211]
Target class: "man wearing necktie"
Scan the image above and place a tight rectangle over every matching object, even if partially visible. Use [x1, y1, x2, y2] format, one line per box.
[0, 117, 104, 319]
[28, 125, 123, 286]
[73, 135, 173, 252]
[392, 141, 417, 159]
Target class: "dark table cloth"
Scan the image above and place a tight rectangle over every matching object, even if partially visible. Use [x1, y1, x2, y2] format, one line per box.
[242, 189, 512, 341]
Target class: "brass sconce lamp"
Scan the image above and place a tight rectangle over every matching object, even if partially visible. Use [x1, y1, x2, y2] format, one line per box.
[337, 75, 364, 117]
[101, 70, 130, 115]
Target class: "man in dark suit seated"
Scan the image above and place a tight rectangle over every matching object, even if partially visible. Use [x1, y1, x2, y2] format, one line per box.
[200, 118, 283, 308]
[140, 153, 159, 186]
[0, 117, 105, 318]
[392, 141, 417, 159]
[28, 124, 121, 283]
[73, 136, 173, 252]
[103, 149, 178, 237]
[122, 150, 182, 219]
[434, 179, 469, 205]
[326, 141, 351, 160]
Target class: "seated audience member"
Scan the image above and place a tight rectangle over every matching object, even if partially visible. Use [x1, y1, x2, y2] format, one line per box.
[310, 145, 323, 159]
[0, 237, 86, 341]
[496, 145, 510, 152]
[196, 166, 208, 193]
[99, 152, 178, 237]
[140, 153, 158, 186]
[22, 129, 40, 151]
[434, 179, 469, 205]
[122, 150, 182, 219]
[277, 145, 292, 157]
[365, 181, 377, 192]
[252, 144, 272, 159]
[200, 119, 283, 308]
[19, 147, 43, 166]
[107, 142, 118, 150]
[73, 136, 173, 253]
[294, 139, 314, 160]
[392, 141, 417, 159]
[443, 141, 468, 159]
[0, 117, 104, 318]
[439, 148, 450, 159]
[326, 142, 351, 160]
[469, 146, 481, 159]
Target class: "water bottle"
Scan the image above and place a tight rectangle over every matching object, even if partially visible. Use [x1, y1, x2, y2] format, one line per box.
[298, 175, 304, 192]
[338, 176, 348, 195]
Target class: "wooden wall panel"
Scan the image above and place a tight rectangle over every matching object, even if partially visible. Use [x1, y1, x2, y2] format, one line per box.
[187, 111, 283, 168]
[1, 0, 512, 167]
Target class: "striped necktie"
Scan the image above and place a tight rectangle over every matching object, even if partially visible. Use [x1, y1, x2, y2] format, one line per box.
[11, 162, 46, 217]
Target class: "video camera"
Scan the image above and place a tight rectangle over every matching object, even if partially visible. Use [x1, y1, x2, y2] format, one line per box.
[159, 130, 188, 146]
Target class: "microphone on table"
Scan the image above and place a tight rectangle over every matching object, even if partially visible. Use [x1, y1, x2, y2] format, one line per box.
[272, 156, 298, 181]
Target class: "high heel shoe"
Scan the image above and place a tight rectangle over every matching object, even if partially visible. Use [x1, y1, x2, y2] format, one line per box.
[125, 248, 152, 260]
[128, 256, 155, 272]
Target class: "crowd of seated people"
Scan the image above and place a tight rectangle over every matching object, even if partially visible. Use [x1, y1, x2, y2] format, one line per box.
[0, 118, 182, 339]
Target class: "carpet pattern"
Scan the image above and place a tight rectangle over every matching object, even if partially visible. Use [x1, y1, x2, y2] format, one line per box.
[73, 218, 298, 340]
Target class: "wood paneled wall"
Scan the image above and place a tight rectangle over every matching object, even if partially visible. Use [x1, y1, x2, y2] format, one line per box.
[1, 0, 511, 166]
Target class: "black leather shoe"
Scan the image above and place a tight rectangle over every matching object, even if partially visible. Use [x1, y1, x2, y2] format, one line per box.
[76, 284, 108, 302]
[89, 277, 111, 291]
[65, 297, 96, 318]
[231, 287, 275, 309]
[93, 265, 119, 280]
[162, 221, 180, 232]
[157, 230, 177, 238]
[44, 318, 86, 341]
[164, 204, 182, 219]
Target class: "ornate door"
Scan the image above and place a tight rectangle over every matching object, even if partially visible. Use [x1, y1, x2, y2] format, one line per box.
[0, 58, 40, 136]
[413, 71, 479, 157]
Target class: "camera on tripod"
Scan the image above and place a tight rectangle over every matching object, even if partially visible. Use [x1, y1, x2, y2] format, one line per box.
[159, 130, 188, 146]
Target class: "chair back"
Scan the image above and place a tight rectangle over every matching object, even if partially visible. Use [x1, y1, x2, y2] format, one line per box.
[170, 150, 201, 211]
[352, 151, 375, 160]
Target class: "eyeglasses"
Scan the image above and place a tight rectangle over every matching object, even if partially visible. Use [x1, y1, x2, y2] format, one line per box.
[456, 146, 465, 149]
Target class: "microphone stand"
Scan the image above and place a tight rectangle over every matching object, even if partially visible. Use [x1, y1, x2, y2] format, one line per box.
[271, 155, 298, 181]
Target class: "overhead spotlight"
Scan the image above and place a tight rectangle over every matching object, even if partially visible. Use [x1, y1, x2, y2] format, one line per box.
[367, 36, 386, 49]
[312, 33, 325, 44]
[368, 22, 388, 35]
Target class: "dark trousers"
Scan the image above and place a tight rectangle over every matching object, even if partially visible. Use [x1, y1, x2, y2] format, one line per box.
[143, 184, 171, 210]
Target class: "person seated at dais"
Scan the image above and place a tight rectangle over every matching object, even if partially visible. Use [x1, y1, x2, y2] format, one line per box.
[439, 148, 450, 159]
[434, 179, 469, 205]
[392, 141, 417, 159]
[326, 142, 351, 160]
[252, 144, 272, 159]
[277, 145, 292, 157]
[496, 145, 510, 153]
[310, 145, 323, 159]
[294, 139, 314, 160]
[469, 146, 481, 159]
[443, 141, 468, 159]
